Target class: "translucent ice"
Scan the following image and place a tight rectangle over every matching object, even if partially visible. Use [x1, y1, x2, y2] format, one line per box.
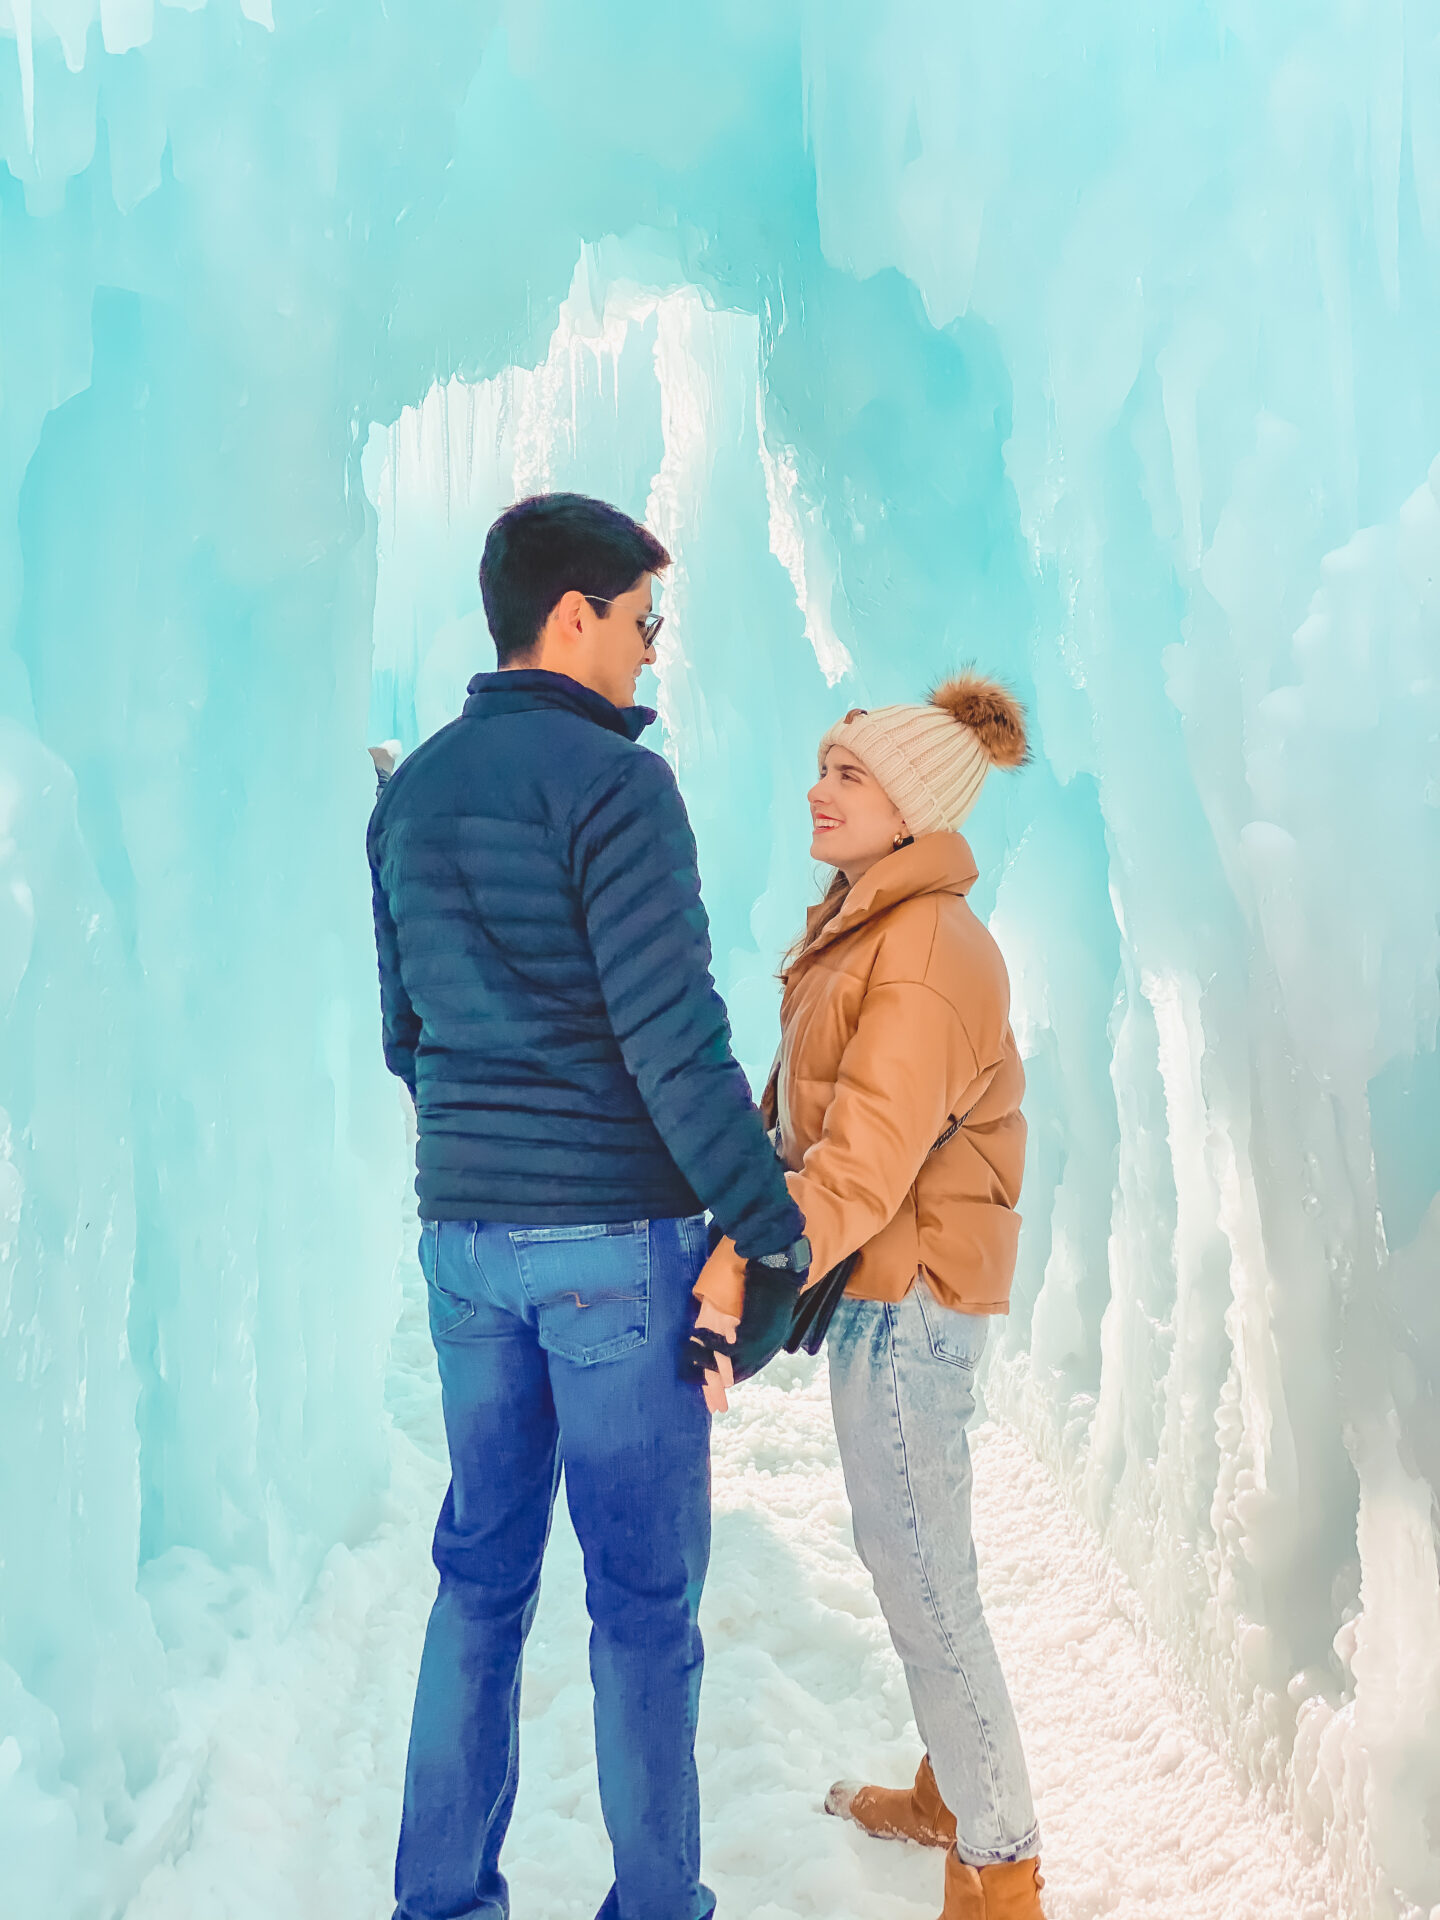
[3, 4, 1439, 1916]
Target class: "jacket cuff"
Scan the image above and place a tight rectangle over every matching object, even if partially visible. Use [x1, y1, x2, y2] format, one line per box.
[730, 1193, 807, 1262]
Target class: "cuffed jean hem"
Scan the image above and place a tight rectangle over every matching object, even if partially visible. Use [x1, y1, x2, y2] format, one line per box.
[952, 1825, 1042, 1869]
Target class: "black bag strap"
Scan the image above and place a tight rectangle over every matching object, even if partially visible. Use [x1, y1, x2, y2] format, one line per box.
[929, 1104, 971, 1156]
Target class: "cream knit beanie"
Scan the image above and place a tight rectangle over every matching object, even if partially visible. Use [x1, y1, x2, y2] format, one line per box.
[818, 671, 1029, 836]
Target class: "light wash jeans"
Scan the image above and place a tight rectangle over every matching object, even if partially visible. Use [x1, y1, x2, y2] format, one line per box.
[394, 1214, 716, 1920]
[827, 1282, 1040, 1866]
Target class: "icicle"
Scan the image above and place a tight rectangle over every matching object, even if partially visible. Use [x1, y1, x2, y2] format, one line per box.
[12, 0, 34, 152]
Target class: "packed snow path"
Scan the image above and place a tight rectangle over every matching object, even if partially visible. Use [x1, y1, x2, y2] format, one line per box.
[127, 1271, 1339, 1920]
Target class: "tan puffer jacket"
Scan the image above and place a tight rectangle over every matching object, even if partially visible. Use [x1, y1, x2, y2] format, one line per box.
[693, 834, 1025, 1319]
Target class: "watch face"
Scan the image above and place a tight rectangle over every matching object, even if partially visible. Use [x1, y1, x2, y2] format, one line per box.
[794, 1236, 812, 1269]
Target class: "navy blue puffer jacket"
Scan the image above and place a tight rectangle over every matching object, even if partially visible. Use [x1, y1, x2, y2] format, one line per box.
[367, 669, 803, 1258]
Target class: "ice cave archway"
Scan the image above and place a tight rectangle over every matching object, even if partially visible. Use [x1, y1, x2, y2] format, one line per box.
[3, 4, 1440, 1916]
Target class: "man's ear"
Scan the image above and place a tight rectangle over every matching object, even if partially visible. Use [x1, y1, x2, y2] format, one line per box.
[531, 591, 584, 664]
[554, 588, 591, 638]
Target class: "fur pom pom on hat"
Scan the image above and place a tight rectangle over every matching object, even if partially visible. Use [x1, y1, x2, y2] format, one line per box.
[818, 670, 1029, 837]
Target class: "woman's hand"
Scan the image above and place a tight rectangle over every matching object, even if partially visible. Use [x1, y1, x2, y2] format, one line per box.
[691, 1296, 739, 1413]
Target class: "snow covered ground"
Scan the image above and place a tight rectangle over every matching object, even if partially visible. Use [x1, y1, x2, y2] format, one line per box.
[125, 1257, 1341, 1920]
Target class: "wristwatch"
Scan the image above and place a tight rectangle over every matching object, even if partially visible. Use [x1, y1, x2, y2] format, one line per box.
[755, 1235, 812, 1274]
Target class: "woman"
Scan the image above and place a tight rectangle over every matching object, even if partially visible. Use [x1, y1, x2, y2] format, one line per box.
[693, 674, 1045, 1920]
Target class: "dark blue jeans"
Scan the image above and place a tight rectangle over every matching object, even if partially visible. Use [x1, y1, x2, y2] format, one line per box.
[394, 1215, 716, 1920]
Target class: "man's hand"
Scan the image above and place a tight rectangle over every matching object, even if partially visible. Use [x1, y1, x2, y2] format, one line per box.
[682, 1296, 739, 1413]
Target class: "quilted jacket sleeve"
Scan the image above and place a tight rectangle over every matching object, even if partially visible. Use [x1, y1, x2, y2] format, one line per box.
[572, 749, 804, 1260]
[368, 810, 421, 1100]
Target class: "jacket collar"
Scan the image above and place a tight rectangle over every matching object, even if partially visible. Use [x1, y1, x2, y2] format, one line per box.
[796, 834, 979, 964]
[463, 668, 656, 744]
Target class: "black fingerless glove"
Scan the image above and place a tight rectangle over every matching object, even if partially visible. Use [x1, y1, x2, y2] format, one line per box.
[723, 1264, 801, 1383]
[719, 1235, 810, 1382]
[680, 1320, 735, 1386]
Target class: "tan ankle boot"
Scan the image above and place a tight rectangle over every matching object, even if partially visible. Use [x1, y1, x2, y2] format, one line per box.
[825, 1753, 957, 1848]
[940, 1852, 1046, 1920]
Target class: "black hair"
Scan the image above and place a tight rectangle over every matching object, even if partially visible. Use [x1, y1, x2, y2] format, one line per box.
[479, 492, 671, 666]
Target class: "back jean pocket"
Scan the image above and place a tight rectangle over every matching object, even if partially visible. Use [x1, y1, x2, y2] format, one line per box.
[420, 1221, 477, 1339]
[914, 1279, 990, 1371]
[510, 1221, 650, 1366]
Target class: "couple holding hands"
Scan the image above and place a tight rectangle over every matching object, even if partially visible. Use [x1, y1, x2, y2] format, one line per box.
[368, 492, 1044, 1920]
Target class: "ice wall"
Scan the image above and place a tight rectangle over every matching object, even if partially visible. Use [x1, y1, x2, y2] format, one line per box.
[3, 2, 1439, 1916]
[795, 13, 1440, 1907]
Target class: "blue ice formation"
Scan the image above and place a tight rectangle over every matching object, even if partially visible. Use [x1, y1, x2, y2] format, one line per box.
[3, 2, 1439, 1914]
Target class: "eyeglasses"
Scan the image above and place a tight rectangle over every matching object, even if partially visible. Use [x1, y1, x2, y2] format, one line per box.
[586, 595, 664, 650]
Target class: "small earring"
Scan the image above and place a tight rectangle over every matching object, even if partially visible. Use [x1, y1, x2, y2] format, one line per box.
[893, 830, 913, 851]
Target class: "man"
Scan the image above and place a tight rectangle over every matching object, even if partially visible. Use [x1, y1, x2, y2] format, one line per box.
[368, 492, 809, 1920]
